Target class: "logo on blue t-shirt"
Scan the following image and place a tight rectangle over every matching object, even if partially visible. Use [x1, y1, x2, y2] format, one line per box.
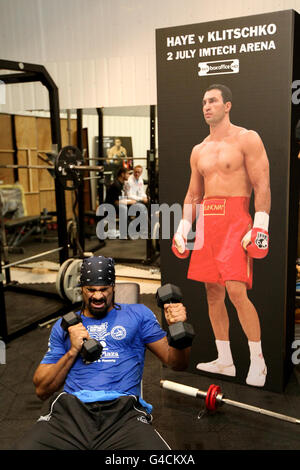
[111, 325, 127, 340]
[87, 323, 110, 347]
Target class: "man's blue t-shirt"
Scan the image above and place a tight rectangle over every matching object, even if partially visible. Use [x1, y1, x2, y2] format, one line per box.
[41, 303, 166, 410]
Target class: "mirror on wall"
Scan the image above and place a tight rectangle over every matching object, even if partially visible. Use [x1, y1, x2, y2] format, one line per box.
[0, 104, 159, 265]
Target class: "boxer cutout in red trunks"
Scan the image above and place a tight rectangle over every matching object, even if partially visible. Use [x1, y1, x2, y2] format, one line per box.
[187, 197, 253, 289]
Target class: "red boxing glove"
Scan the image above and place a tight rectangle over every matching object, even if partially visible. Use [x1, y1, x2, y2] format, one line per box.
[246, 228, 269, 259]
[242, 212, 269, 259]
[171, 219, 192, 259]
[172, 234, 190, 259]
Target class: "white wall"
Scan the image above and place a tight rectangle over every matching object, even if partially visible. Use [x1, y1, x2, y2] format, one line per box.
[0, 0, 299, 112]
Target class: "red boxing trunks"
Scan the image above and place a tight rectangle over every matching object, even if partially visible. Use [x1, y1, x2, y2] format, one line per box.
[187, 197, 253, 289]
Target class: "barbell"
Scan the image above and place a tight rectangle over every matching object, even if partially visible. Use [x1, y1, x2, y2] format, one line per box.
[2, 253, 83, 304]
[160, 380, 300, 425]
[0, 145, 103, 190]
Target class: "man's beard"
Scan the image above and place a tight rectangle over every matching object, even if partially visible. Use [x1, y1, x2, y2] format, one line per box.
[86, 293, 114, 319]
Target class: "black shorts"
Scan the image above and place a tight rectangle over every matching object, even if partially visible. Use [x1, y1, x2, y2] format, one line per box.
[13, 393, 170, 450]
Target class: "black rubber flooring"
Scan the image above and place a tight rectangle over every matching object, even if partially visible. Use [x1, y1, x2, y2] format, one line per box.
[4, 285, 67, 336]
[5, 231, 153, 267]
[1, 233, 300, 451]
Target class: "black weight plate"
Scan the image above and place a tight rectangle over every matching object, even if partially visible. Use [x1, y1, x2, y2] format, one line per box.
[55, 145, 84, 190]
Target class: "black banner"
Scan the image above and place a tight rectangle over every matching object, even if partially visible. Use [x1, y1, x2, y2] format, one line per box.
[156, 10, 300, 392]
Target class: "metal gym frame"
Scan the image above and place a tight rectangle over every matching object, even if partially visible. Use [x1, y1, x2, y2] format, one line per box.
[0, 59, 71, 342]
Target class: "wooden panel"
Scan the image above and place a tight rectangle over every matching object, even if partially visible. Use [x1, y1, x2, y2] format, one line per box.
[28, 150, 39, 193]
[17, 150, 30, 192]
[36, 117, 52, 151]
[38, 166, 55, 191]
[0, 114, 14, 149]
[61, 118, 77, 147]
[39, 190, 56, 213]
[36, 117, 55, 210]
[0, 153, 14, 184]
[16, 149, 39, 193]
[12, 115, 81, 219]
[65, 190, 75, 220]
[14, 115, 40, 215]
[25, 193, 40, 216]
[0, 114, 15, 184]
[14, 115, 37, 149]
[60, 118, 69, 146]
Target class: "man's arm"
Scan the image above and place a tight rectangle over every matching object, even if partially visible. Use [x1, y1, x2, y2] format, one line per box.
[173, 145, 204, 255]
[116, 198, 137, 206]
[146, 303, 191, 371]
[33, 323, 89, 401]
[241, 130, 271, 258]
[242, 130, 271, 214]
[182, 145, 205, 222]
[33, 354, 77, 401]
[147, 337, 190, 370]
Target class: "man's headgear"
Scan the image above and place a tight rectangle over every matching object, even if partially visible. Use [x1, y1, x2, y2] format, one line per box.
[78, 256, 116, 287]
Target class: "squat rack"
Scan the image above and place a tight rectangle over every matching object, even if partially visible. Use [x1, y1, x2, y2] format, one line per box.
[0, 59, 69, 264]
[0, 60, 70, 341]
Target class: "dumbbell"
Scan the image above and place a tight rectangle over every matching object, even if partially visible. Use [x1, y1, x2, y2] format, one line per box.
[61, 311, 103, 364]
[156, 283, 195, 350]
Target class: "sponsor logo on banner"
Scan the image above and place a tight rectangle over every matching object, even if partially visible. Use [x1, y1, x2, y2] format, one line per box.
[198, 59, 239, 76]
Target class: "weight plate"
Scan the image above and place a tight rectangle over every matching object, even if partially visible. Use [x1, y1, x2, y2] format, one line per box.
[55, 145, 84, 190]
[63, 258, 83, 304]
[56, 258, 74, 300]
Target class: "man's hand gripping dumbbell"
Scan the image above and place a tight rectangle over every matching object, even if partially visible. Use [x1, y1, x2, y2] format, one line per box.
[61, 311, 103, 364]
[156, 284, 195, 350]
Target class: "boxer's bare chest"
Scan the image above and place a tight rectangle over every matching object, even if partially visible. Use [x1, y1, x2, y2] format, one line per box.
[197, 139, 245, 177]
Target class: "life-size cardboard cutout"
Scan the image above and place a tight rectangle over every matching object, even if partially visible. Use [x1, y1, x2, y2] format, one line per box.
[156, 10, 300, 392]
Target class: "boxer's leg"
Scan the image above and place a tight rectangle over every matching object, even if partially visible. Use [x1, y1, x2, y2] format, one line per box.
[225, 281, 260, 341]
[205, 283, 228, 340]
[196, 283, 236, 376]
[225, 280, 267, 387]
